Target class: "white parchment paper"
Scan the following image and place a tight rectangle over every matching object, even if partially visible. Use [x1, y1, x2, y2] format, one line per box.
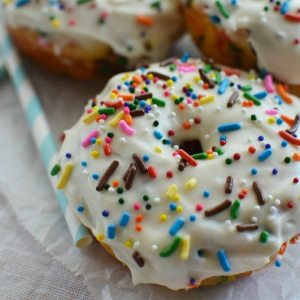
[1, 35, 300, 300]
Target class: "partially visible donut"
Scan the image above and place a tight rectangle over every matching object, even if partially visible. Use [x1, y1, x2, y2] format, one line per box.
[182, 0, 300, 96]
[53, 57, 300, 290]
[3, 0, 183, 78]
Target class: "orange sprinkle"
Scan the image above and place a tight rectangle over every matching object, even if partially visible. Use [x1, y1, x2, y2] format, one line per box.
[193, 101, 200, 108]
[118, 93, 134, 101]
[182, 121, 191, 130]
[135, 224, 143, 231]
[125, 114, 133, 125]
[179, 103, 185, 110]
[112, 180, 119, 188]
[281, 114, 294, 127]
[103, 143, 112, 156]
[277, 84, 293, 104]
[136, 15, 154, 27]
[135, 215, 143, 223]
[241, 189, 248, 196]
[279, 130, 300, 146]
[278, 242, 288, 255]
[293, 153, 300, 161]
[202, 83, 209, 89]
[133, 75, 143, 84]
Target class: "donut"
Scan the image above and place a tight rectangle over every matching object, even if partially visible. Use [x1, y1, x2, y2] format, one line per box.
[53, 57, 300, 290]
[181, 0, 300, 96]
[3, 0, 183, 78]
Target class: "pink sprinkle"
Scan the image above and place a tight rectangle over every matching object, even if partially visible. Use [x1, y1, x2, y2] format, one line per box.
[100, 114, 107, 120]
[133, 203, 141, 211]
[123, 107, 130, 115]
[38, 38, 48, 47]
[264, 74, 274, 93]
[186, 98, 193, 104]
[178, 65, 197, 73]
[195, 204, 204, 212]
[68, 19, 76, 27]
[105, 137, 112, 144]
[81, 130, 99, 148]
[266, 109, 278, 116]
[164, 91, 170, 97]
[119, 120, 135, 136]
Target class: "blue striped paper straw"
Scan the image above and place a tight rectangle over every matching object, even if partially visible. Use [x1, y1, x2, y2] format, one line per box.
[0, 25, 93, 248]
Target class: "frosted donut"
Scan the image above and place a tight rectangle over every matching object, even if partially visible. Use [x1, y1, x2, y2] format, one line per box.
[3, 0, 183, 78]
[181, 0, 300, 96]
[53, 57, 300, 290]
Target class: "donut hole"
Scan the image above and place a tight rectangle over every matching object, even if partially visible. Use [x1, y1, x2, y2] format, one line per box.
[179, 139, 203, 155]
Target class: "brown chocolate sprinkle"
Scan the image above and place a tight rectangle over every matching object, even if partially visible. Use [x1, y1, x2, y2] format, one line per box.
[132, 251, 145, 267]
[236, 224, 259, 232]
[199, 68, 215, 88]
[252, 182, 265, 205]
[227, 90, 239, 108]
[135, 93, 153, 101]
[131, 109, 145, 118]
[132, 153, 147, 174]
[96, 160, 119, 191]
[147, 71, 170, 81]
[286, 114, 300, 135]
[204, 199, 232, 217]
[123, 162, 135, 182]
[178, 159, 187, 172]
[160, 57, 177, 67]
[225, 176, 233, 194]
[125, 165, 137, 190]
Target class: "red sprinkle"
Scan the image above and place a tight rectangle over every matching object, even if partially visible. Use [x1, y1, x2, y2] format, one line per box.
[166, 171, 173, 178]
[233, 153, 241, 160]
[195, 204, 204, 212]
[178, 149, 198, 167]
[248, 146, 256, 154]
[293, 178, 299, 184]
[148, 166, 157, 178]
[287, 201, 295, 209]
[103, 143, 111, 156]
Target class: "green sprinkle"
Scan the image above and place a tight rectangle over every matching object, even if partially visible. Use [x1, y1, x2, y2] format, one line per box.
[215, 0, 230, 19]
[203, 64, 212, 73]
[284, 157, 291, 164]
[225, 158, 233, 165]
[244, 92, 261, 106]
[77, 0, 92, 4]
[192, 152, 208, 160]
[251, 114, 257, 121]
[128, 104, 137, 110]
[260, 231, 269, 243]
[50, 164, 61, 176]
[99, 108, 116, 115]
[159, 236, 182, 257]
[230, 200, 240, 219]
[241, 85, 252, 92]
[215, 72, 222, 84]
[215, 148, 224, 155]
[152, 98, 166, 107]
[117, 187, 124, 194]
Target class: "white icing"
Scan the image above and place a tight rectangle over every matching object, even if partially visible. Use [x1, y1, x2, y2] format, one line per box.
[187, 0, 300, 85]
[3, 0, 183, 63]
[57, 58, 300, 290]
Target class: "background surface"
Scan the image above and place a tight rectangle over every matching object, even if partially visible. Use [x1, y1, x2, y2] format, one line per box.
[1, 36, 300, 300]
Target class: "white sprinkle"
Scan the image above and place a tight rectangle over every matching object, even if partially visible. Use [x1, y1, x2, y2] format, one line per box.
[82, 170, 88, 175]
[216, 106, 222, 112]
[120, 137, 126, 143]
[173, 145, 179, 151]
[274, 199, 281, 206]
[266, 195, 274, 202]
[254, 205, 261, 211]
[153, 197, 161, 203]
[146, 113, 154, 120]
[108, 187, 115, 193]
[241, 108, 247, 114]
[270, 206, 277, 214]
[151, 245, 158, 251]
[188, 119, 195, 125]
[204, 134, 210, 140]
[251, 216, 258, 223]
[240, 179, 247, 186]
[133, 241, 140, 249]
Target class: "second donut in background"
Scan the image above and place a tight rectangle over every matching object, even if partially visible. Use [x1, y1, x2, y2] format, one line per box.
[182, 0, 300, 96]
[3, 0, 183, 78]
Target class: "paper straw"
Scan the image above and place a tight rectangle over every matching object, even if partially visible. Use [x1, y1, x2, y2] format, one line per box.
[0, 26, 93, 248]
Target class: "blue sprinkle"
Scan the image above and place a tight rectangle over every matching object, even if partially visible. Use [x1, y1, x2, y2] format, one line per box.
[189, 278, 196, 285]
[258, 149, 273, 162]
[251, 168, 258, 175]
[154, 130, 163, 140]
[169, 217, 185, 236]
[119, 211, 131, 227]
[191, 93, 197, 100]
[277, 118, 283, 125]
[220, 135, 227, 141]
[90, 137, 96, 144]
[203, 190, 210, 198]
[281, 141, 288, 147]
[218, 122, 242, 133]
[197, 249, 204, 257]
[275, 260, 282, 267]
[253, 91, 268, 100]
[139, 100, 146, 108]
[16, 0, 30, 7]
[143, 155, 150, 162]
[231, 0, 238, 5]
[189, 214, 197, 222]
[265, 144, 271, 149]
[280, 1, 289, 15]
[92, 173, 99, 180]
[107, 224, 116, 239]
[258, 135, 264, 141]
[102, 210, 110, 217]
[81, 161, 88, 167]
[171, 76, 177, 82]
[218, 78, 230, 95]
[181, 52, 190, 63]
[217, 250, 231, 272]
[169, 203, 177, 211]
[272, 169, 278, 175]
[77, 206, 84, 213]
[210, 15, 221, 24]
[65, 153, 72, 159]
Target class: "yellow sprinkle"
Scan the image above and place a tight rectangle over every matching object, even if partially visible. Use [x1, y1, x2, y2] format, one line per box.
[171, 94, 178, 101]
[147, 74, 154, 80]
[160, 214, 168, 222]
[121, 73, 130, 81]
[165, 184, 179, 201]
[96, 233, 104, 241]
[193, 76, 200, 83]
[56, 163, 73, 189]
[184, 178, 197, 190]
[267, 117, 276, 124]
[180, 236, 191, 260]
[82, 106, 99, 124]
[51, 18, 61, 28]
[124, 240, 133, 248]
[207, 154, 214, 160]
[110, 92, 117, 100]
[186, 83, 192, 89]
[108, 111, 125, 128]
[176, 205, 183, 213]
[91, 150, 100, 158]
[199, 95, 214, 105]
[167, 80, 173, 87]
[247, 70, 256, 81]
[154, 146, 162, 153]
[96, 138, 102, 145]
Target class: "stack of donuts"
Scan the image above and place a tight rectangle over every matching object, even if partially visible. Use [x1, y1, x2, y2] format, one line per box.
[4, 0, 300, 291]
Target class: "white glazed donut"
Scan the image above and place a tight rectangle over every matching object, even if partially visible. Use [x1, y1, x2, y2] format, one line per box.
[182, 0, 300, 90]
[54, 57, 300, 290]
